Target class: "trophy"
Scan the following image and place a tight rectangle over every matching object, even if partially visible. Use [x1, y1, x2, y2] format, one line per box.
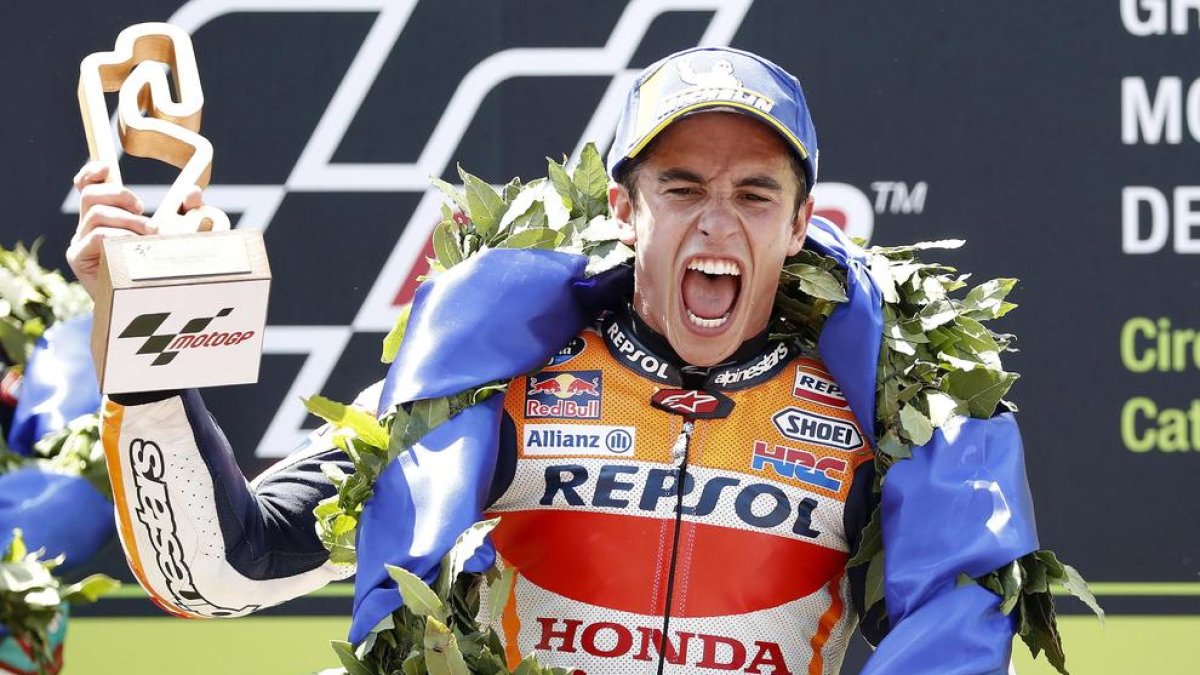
[78, 23, 270, 394]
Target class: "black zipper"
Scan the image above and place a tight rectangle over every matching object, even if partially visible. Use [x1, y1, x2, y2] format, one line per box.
[657, 420, 694, 675]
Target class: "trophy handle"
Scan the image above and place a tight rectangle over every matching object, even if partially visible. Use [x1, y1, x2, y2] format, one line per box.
[77, 23, 230, 234]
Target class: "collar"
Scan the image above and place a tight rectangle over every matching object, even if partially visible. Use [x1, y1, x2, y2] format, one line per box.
[600, 306, 798, 391]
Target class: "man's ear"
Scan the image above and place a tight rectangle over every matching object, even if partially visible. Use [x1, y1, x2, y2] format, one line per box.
[786, 195, 814, 256]
[609, 183, 638, 246]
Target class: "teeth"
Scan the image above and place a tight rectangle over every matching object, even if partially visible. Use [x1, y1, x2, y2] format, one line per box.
[687, 310, 730, 329]
[687, 258, 741, 276]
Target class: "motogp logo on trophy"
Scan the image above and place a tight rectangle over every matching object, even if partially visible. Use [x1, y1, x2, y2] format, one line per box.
[118, 308, 255, 366]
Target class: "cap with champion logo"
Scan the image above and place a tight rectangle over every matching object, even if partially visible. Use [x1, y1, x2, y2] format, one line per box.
[607, 46, 819, 189]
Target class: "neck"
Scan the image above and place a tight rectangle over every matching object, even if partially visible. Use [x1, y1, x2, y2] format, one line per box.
[627, 305, 770, 374]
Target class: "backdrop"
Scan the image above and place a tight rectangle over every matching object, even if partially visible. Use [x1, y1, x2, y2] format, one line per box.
[2, 0, 1196, 671]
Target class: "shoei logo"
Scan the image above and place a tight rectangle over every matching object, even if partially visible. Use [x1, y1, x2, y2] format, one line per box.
[118, 308, 255, 366]
[771, 407, 864, 451]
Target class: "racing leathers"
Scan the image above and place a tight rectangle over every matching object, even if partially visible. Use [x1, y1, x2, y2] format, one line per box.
[100, 304, 881, 674]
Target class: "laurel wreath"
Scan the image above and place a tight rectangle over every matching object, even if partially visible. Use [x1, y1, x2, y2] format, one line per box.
[0, 242, 118, 674]
[305, 144, 1100, 674]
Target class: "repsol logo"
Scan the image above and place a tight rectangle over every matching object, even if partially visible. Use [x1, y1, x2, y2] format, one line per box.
[117, 308, 255, 366]
[534, 617, 793, 674]
[540, 464, 820, 538]
[605, 321, 672, 381]
[128, 439, 254, 617]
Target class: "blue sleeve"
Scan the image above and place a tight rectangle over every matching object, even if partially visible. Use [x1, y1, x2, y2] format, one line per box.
[861, 412, 1039, 674]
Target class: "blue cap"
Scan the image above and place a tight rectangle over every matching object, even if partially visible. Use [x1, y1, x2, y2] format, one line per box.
[608, 46, 819, 188]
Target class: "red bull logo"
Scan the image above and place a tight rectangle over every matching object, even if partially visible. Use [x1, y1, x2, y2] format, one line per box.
[526, 370, 603, 419]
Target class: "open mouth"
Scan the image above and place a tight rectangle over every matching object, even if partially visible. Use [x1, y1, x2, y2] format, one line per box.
[681, 257, 742, 329]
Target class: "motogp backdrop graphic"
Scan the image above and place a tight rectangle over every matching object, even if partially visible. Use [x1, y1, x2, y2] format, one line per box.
[4, 0, 1199, 627]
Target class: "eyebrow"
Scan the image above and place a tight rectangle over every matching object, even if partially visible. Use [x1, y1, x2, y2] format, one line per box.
[656, 168, 705, 184]
[735, 175, 783, 192]
[655, 168, 783, 192]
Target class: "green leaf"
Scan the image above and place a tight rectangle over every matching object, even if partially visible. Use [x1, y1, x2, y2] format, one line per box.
[1017, 590, 1067, 673]
[876, 429, 911, 459]
[497, 228, 561, 250]
[433, 219, 464, 270]
[386, 564, 448, 622]
[963, 278, 1018, 320]
[782, 264, 849, 303]
[572, 143, 608, 219]
[303, 395, 390, 449]
[0, 560, 55, 593]
[943, 368, 1018, 418]
[5, 528, 27, 562]
[382, 304, 412, 365]
[330, 640, 374, 675]
[423, 617, 470, 675]
[431, 178, 471, 216]
[488, 567, 516, 624]
[872, 239, 965, 256]
[846, 507, 883, 567]
[924, 390, 962, 427]
[497, 183, 547, 233]
[458, 168, 507, 241]
[441, 519, 500, 599]
[1059, 563, 1105, 622]
[869, 255, 900, 304]
[917, 299, 957, 331]
[392, 396, 453, 451]
[578, 216, 623, 243]
[546, 158, 577, 214]
[62, 574, 121, 603]
[999, 562, 1024, 615]
[898, 404, 934, 445]
[864, 554, 885, 611]
[585, 240, 634, 276]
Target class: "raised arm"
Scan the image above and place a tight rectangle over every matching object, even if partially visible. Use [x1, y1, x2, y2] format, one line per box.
[102, 388, 357, 617]
[68, 162, 356, 617]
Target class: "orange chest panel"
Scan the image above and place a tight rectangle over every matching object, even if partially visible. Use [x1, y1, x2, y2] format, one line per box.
[487, 327, 872, 619]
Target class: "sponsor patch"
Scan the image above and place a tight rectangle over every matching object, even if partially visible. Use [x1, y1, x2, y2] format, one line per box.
[547, 336, 586, 366]
[751, 440, 848, 492]
[128, 438, 258, 616]
[525, 370, 602, 419]
[523, 424, 635, 456]
[710, 342, 791, 389]
[118, 308, 256, 366]
[792, 362, 848, 408]
[650, 388, 734, 419]
[603, 320, 678, 383]
[771, 407, 863, 451]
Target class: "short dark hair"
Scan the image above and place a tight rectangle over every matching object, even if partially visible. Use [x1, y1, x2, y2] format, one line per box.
[613, 138, 810, 214]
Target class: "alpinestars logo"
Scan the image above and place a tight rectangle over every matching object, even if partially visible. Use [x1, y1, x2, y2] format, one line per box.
[118, 308, 255, 366]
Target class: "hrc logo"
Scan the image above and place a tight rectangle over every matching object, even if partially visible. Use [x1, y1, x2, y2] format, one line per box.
[750, 441, 848, 492]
